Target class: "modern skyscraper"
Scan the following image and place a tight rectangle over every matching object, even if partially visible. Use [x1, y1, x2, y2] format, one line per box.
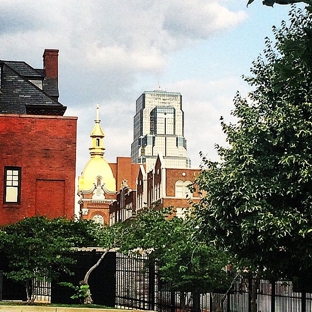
[131, 90, 191, 169]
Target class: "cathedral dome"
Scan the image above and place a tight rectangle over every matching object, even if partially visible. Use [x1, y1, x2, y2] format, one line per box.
[78, 156, 116, 193]
[77, 104, 116, 194]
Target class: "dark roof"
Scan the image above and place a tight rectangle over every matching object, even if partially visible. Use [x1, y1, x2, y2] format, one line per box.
[4, 61, 44, 78]
[0, 60, 66, 116]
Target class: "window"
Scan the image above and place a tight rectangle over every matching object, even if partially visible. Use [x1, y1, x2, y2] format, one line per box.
[175, 180, 184, 198]
[4, 167, 21, 204]
[93, 214, 104, 225]
[175, 180, 192, 199]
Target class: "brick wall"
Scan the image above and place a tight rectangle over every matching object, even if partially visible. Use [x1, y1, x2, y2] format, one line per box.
[43, 49, 59, 79]
[0, 114, 77, 225]
[110, 157, 140, 191]
[165, 168, 201, 197]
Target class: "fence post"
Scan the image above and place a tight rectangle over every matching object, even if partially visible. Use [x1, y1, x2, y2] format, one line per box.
[227, 293, 230, 312]
[191, 292, 200, 312]
[171, 291, 175, 312]
[0, 270, 2, 301]
[248, 278, 252, 312]
[302, 291, 306, 312]
[271, 281, 275, 312]
[148, 260, 155, 310]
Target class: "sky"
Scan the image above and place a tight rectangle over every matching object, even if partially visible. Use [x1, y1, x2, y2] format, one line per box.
[0, 0, 305, 175]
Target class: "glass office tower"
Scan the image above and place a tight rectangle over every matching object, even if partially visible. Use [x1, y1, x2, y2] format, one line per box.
[131, 90, 191, 169]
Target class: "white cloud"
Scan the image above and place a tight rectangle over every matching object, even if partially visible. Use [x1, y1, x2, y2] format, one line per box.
[164, 0, 247, 40]
[0, 0, 246, 74]
[0, 0, 249, 173]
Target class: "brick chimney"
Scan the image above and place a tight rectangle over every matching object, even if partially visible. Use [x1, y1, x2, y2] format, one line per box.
[43, 49, 59, 80]
[42, 49, 59, 101]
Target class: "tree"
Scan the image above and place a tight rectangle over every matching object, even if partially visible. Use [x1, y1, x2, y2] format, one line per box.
[58, 220, 134, 305]
[0, 216, 101, 303]
[59, 208, 231, 307]
[247, 0, 312, 7]
[76, 222, 131, 304]
[194, 5, 312, 285]
[119, 208, 232, 311]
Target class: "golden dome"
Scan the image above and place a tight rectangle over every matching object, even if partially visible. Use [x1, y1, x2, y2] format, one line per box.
[78, 104, 116, 193]
[78, 156, 116, 193]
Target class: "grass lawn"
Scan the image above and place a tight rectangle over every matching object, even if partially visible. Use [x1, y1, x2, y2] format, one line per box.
[0, 301, 113, 309]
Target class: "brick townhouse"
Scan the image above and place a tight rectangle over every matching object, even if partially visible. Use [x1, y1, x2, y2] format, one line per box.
[0, 49, 77, 225]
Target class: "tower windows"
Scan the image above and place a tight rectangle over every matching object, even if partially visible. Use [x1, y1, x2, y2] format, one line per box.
[131, 91, 190, 168]
[150, 106, 175, 135]
[4, 166, 21, 204]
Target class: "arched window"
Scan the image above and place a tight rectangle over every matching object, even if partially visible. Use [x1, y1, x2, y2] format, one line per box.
[93, 214, 104, 225]
[175, 180, 192, 198]
[175, 180, 184, 198]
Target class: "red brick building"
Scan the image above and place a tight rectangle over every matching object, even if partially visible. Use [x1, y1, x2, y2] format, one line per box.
[77, 107, 201, 225]
[136, 154, 201, 217]
[78, 109, 201, 225]
[109, 153, 201, 224]
[109, 157, 140, 224]
[0, 50, 77, 225]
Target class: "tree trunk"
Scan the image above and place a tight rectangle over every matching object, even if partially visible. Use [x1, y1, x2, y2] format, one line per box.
[25, 279, 35, 304]
[82, 249, 109, 304]
[191, 291, 200, 312]
[219, 272, 240, 311]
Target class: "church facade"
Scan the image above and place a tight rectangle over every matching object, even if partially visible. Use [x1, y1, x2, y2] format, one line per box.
[77, 105, 140, 225]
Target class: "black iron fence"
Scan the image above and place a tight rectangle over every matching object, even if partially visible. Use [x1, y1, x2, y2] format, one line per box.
[115, 252, 157, 310]
[51, 250, 116, 306]
[114, 253, 312, 312]
[1, 250, 312, 312]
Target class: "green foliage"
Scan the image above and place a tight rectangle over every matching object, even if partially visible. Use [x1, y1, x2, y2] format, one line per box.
[118, 208, 232, 294]
[59, 282, 91, 302]
[3, 217, 73, 282]
[247, 0, 312, 7]
[96, 221, 132, 249]
[0, 216, 102, 302]
[194, 6, 312, 280]
[68, 221, 136, 304]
